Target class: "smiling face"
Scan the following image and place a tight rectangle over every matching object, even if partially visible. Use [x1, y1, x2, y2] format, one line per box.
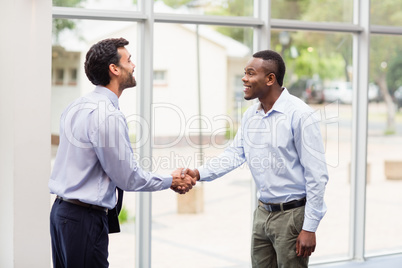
[117, 47, 136, 90]
[242, 57, 276, 101]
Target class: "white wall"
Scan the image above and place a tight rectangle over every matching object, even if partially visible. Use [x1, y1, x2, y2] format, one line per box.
[152, 23, 228, 139]
[0, 1, 51, 267]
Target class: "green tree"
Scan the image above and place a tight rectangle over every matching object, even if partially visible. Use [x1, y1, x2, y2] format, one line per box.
[281, 32, 350, 84]
[158, 0, 401, 134]
[52, 0, 86, 42]
[370, 35, 400, 133]
[52, 0, 85, 7]
[368, 0, 402, 133]
[296, 0, 353, 82]
[157, 0, 254, 47]
[301, 0, 401, 133]
[157, 0, 193, 8]
[203, 0, 253, 46]
[387, 51, 402, 93]
[270, 0, 310, 21]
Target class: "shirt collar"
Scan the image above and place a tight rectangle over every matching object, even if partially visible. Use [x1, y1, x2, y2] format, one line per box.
[256, 87, 289, 115]
[94, 86, 120, 110]
[273, 87, 289, 113]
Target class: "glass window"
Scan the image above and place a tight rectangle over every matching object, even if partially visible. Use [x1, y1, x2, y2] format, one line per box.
[51, 18, 138, 267]
[68, 68, 78, 85]
[272, 30, 353, 262]
[48, 1, 402, 266]
[52, 0, 137, 11]
[154, 0, 253, 17]
[271, 0, 353, 23]
[153, 70, 168, 86]
[366, 34, 402, 256]
[370, 0, 402, 26]
[151, 23, 253, 267]
[55, 68, 65, 85]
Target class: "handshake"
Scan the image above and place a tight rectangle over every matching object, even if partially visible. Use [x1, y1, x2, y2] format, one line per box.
[170, 168, 199, 194]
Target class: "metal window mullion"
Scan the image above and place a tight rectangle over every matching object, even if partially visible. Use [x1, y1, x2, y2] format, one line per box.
[370, 25, 402, 35]
[52, 7, 147, 21]
[271, 19, 363, 33]
[135, 1, 154, 268]
[254, 0, 270, 51]
[350, 0, 370, 262]
[249, 0, 271, 216]
[154, 13, 263, 27]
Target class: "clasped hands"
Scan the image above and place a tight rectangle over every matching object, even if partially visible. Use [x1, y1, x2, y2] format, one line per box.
[170, 168, 198, 194]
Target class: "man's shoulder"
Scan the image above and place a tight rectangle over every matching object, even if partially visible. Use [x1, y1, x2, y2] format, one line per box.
[63, 90, 117, 114]
[283, 92, 315, 115]
[285, 91, 311, 110]
[62, 94, 94, 115]
[277, 92, 322, 129]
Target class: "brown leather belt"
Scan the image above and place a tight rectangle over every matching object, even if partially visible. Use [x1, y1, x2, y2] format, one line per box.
[56, 196, 108, 214]
[259, 197, 306, 212]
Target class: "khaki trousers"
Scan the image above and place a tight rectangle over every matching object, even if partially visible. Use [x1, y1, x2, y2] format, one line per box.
[251, 204, 308, 268]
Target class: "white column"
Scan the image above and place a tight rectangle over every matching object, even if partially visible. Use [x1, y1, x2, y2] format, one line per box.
[250, 0, 271, 214]
[253, 0, 271, 52]
[0, 1, 52, 267]
[350, 0, 370, 262]
[136, 1, 154, 268]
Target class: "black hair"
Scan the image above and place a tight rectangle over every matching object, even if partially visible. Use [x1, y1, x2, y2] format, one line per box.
[84, 38, 129, 86]
[253, 50, 286, 87]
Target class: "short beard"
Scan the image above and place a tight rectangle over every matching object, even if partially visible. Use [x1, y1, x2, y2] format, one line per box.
[119, 79, 136, 91]
[119, 71, 137, 91]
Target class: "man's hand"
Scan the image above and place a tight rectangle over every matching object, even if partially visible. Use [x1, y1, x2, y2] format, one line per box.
[170, 168, 197, 194]
[296, 230, 316, 258]
[180, 168, 199, 180]
[172, 168, 200, 194]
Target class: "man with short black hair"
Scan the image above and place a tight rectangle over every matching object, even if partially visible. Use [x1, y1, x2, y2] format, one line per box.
[179, 50, 329, 267]
[49, 38, 195, 267]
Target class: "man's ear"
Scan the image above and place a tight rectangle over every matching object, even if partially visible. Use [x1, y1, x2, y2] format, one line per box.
[266, 73, 276, 86]
[109, 64, 120, 76]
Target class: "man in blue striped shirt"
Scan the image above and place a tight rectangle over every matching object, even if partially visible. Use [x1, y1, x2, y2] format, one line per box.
[49, 38, 195, 268]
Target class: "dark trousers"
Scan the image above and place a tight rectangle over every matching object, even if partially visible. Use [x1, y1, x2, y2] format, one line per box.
[50, 198, 109, 268]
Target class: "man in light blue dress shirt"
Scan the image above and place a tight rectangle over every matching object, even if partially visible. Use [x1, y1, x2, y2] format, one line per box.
[49, 38, 195, 268]
[179, 50, 329, 267]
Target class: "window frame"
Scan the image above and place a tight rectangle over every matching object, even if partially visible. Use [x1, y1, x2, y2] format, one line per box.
[51, 0, 402, 266]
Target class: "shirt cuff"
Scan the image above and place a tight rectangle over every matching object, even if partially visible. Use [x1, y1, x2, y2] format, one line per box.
[197, 167, 209, 181]
[302, 217, 320, 232]
[160, 175, 173, 190]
